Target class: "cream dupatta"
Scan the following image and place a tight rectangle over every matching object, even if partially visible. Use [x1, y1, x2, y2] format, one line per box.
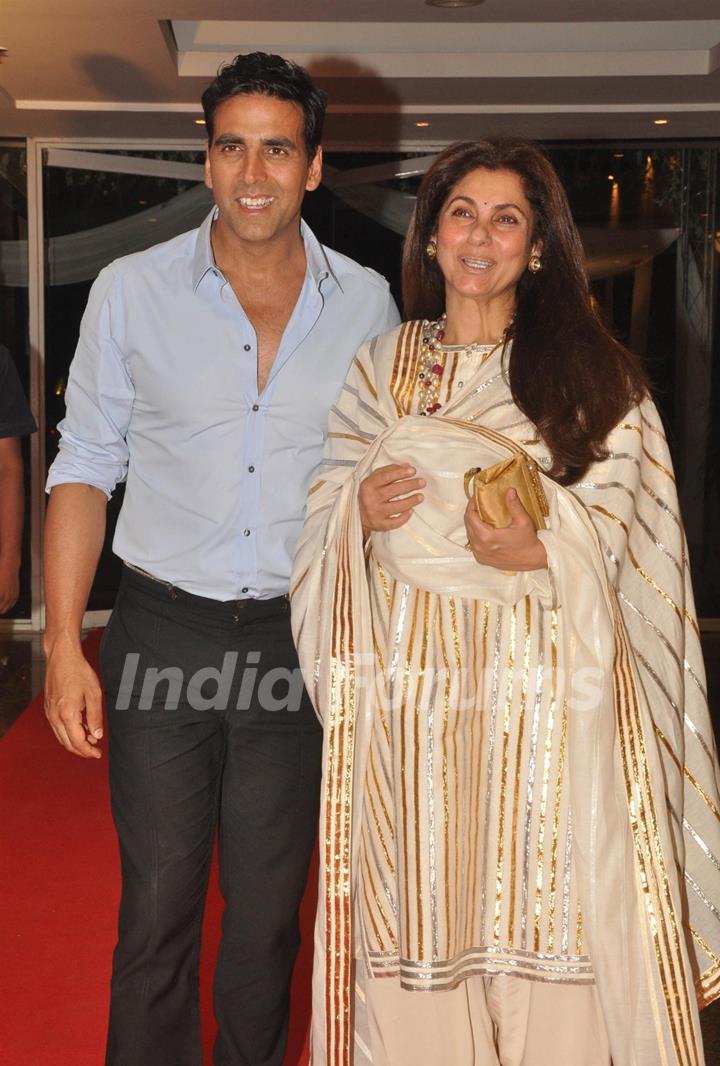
[291, 322, 720, 1066]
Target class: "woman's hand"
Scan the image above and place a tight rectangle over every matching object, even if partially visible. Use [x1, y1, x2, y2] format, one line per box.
[464, 488, 548, 571]
[359, 464, 425, 538]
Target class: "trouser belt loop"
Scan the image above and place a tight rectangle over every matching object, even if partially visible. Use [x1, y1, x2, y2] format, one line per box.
[123, 561, 177, 599]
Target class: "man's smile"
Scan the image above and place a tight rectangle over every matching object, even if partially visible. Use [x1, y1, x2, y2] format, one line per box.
[235, 195, 276, 210]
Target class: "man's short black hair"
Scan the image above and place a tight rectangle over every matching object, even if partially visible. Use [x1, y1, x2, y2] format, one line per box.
[201, 51, 327, 159]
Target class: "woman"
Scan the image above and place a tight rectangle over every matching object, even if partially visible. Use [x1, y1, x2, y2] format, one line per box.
[291, 140, 720, 1066]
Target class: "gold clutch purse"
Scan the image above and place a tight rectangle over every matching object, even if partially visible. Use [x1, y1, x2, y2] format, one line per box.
[463, 454, 549, 531]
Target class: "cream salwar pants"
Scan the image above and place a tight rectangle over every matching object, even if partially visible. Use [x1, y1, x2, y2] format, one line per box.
[364, 971, 611, 1066]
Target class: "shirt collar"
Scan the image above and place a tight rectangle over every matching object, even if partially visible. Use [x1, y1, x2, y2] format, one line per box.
[192, 207, 219, 291]
[300, 219, 344, 294]
[191, 208, 343, 294]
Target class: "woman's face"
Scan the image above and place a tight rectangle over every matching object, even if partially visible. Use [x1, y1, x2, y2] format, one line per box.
[433, 166, 541, 308]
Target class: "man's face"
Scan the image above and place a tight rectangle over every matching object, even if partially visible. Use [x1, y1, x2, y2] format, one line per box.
[204, 92, 322, 249]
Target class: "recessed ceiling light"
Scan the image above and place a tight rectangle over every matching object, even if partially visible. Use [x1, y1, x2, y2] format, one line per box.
[194, 118, 206, 125]
[415, 121, 430, 128]
[425, 0, 484, 7]
[654, 118, 668, 125]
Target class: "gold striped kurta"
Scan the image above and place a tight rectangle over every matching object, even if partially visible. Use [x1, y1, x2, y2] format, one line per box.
[358, 333, 588, 987]
[360, 553, 590, 989]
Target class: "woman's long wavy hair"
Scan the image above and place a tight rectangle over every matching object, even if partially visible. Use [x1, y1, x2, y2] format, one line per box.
[402, 139, 648, 485]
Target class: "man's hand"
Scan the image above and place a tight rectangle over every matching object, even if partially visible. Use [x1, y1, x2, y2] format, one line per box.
[44, 635, 104, 759]
[43, 482, 108, 757]
[0, 555, 20, 614]
[358, 463, 425, 538]
[464, 488, 548, 571]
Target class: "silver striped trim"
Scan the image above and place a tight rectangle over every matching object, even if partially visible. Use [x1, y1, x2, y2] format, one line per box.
[684, 818, 720, 874]
[685, 871, 720, 925]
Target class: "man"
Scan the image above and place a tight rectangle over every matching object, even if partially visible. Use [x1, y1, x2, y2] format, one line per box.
[43, 52, 399, 1066]
[0, 344, 36, 614]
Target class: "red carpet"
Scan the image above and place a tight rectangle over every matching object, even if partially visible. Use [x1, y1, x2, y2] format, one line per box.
[0, 629, 315, 1066]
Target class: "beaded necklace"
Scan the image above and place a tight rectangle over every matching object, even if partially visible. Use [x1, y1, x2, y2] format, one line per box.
[417, 314, 510, 416]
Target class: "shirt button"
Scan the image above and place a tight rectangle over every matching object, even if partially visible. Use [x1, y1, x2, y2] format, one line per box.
[458, 380, 464, 387]
[241, 587, 249, 594]
[243, 344, 251, 352]
[248, 465, 255, 473]
[243, 529, 251, 536]
[252, 404, 259, 412]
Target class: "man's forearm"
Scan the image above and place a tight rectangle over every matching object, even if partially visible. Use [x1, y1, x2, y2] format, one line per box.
[44, 483, 107, 655]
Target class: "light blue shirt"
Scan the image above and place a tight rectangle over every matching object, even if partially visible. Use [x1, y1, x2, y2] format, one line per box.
[46, 209, 400, 600]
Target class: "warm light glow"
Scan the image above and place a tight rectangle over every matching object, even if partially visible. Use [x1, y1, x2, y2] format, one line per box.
[194, 118, 206, 125]
[639, 153, 655, 220]
[613, 152, 624, 159]
[608, 174, 615, 181]
[609, 177, 621, 227]
[415, 121, 430, 128]
[654, 118, 668, 125]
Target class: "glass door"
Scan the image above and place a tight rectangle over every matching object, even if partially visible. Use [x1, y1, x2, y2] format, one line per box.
[0, 143, 33, 625]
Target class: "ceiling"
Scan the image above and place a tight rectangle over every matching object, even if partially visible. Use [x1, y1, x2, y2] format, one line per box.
[2, 0, 720, 146]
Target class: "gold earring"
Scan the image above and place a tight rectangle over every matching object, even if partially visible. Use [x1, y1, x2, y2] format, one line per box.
[426, 238, 437, 260]
[528, 254, 542, 274]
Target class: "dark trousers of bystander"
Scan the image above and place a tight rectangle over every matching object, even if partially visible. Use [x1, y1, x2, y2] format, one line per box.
[99, 566, 322, 1066]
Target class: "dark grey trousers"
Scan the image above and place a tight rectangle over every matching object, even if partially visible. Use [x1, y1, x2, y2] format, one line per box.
[99, 567, 321, 1066]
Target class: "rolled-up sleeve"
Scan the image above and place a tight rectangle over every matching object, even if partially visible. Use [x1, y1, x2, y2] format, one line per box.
[46, 265, 134, 498]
